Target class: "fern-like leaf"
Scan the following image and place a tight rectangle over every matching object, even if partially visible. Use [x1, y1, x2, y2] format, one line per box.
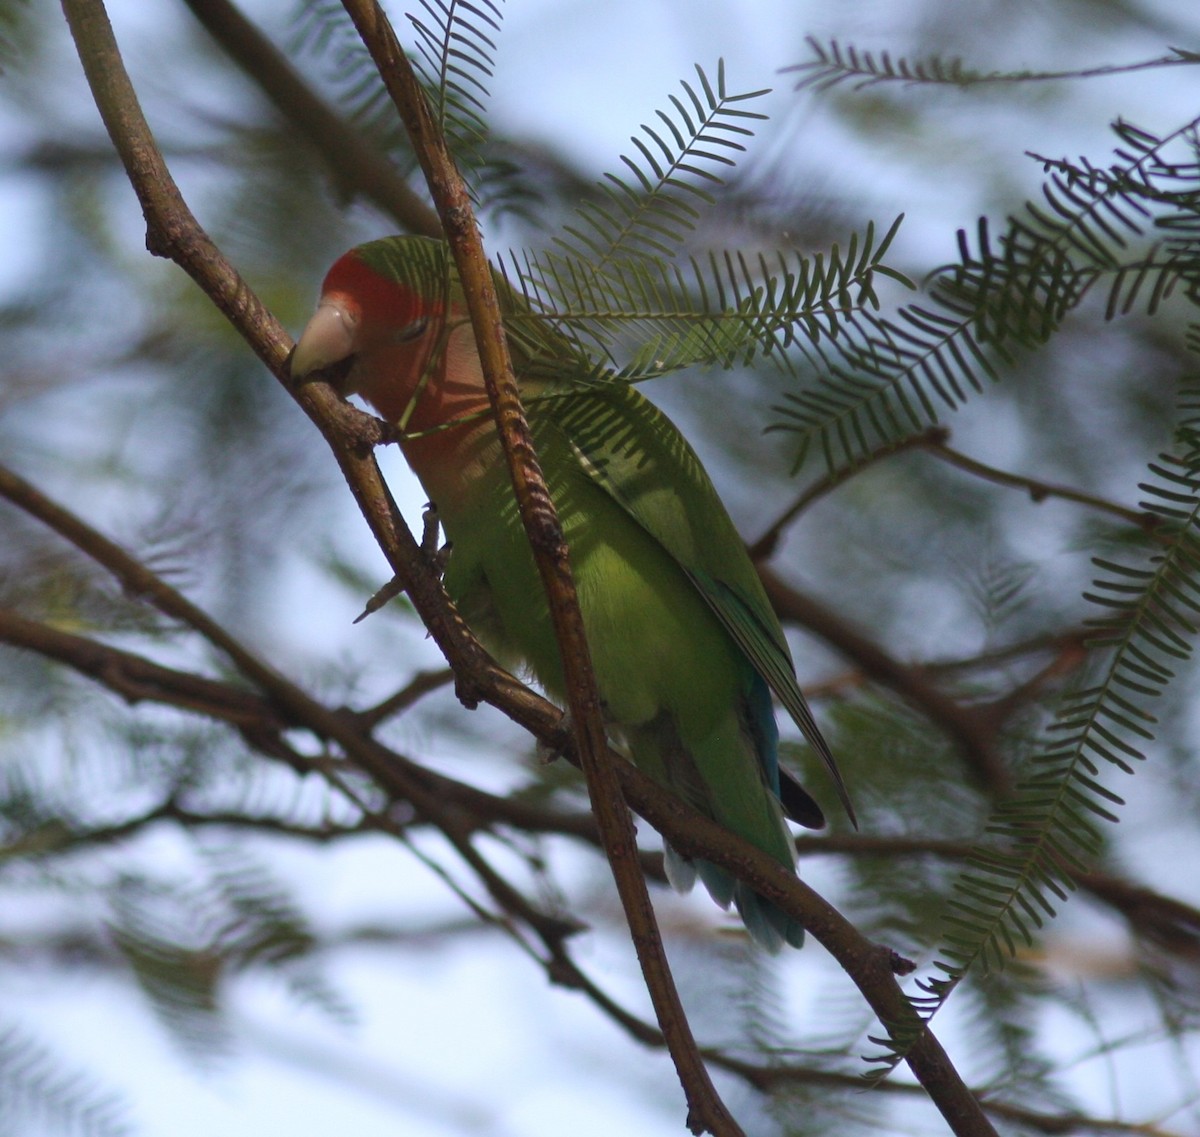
[0, 1022, 130, 1137]
[107, 878, 229, 1059]
[293, 0, 540, 220]
[771, 116, 1200, 471]
[903, 394, 1200, 1039]
[202, 846, 355, 1025]
[407, 0, 500, 158]
[504, 216, 908, 382]
[491, 61, 910, 383]
[292, 0, 413, 156]
[786, 37, 1200, 92]
[551, 60, 768, 273]
[405, 0, 544, 220]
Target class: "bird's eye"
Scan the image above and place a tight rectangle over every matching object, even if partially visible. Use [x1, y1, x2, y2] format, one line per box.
[394, 317, 429, 343]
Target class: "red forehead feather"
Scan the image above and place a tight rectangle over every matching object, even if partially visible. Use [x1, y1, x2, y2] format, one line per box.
[321, 249, 443, 329]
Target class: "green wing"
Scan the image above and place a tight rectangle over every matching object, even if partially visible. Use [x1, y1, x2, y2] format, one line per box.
[536, 379, 856, 825]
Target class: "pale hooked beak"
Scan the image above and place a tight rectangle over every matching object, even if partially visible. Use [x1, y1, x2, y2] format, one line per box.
[291, 298, 360, 380]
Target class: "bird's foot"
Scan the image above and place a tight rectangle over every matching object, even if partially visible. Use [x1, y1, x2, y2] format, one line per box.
[421, 502, 452, 577]
[536, 710, 574, 764]
[353, 575, 406, 624]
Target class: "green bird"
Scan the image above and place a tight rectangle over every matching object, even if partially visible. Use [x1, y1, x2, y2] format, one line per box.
[291, 236, 853, 950]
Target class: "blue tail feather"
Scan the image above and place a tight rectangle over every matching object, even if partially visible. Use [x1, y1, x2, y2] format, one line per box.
[667, 845, 804, 953]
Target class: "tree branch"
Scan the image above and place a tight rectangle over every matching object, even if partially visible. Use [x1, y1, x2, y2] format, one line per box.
[179, 0, 440, 236]
[11, 593, 1197, 1137]
[10, 595, 1191, 988]
[757, 564, 1015, 795]
[751, 425, 1160, 564]
[922, 437, 1163, 536]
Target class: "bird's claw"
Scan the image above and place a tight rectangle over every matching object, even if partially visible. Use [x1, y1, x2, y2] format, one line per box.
[421, 502, 452, 577]
[353, 575, 406, 624]
[536, 711, 574, 765]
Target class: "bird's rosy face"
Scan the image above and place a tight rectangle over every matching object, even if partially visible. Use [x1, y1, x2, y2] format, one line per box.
[292, 249, 439, 382]
[291, 247, 498, 436]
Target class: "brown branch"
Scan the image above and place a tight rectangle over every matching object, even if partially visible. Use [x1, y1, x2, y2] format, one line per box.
[353, 667, 455, 727]
[0, 462, 305, 711]
[922, 628, 1091, 678]
[60, 2, 286, 373]
[0, 497, 1025, 1137]
[713, 1054, 1185, 1137]
[0, 605, 282, 734]
[1078, 873, 1200, 962]
[8, 599, 1194, 1137]
[921, 438, 1162, 536]
[0, 909, 1181, 1136]
[609, 764, 995, 1136]
[10, 597, 1192, 981]
[0, 797, 375, 862]
[750, 427, 1128, 797]
[757, 564, 1014, 795]
[179, 0, 440, 237]
[0, 457, 560, 945]
[331, 5, 739, 1135]
[751, 425, 1159, 563]
[0, 604, 600, 851]
[57, 0, 504, 705]
[749, 428, 946, 560]
[2, 582, 990, 1132]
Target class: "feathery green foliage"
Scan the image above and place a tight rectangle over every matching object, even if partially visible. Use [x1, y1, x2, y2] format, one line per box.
[407, 0, 501, 160]
[787, 37, 1200, 92]
[296, 9, 914, 378]
[869, 389, 1200, 1067]
[293, 0, 414, 157]
[508, 218, 908, 381]
[0, 1, 28, 76]
[405, 0, 540, 218]
[770, 116, 1200, 471]
[0, 1023, 130, 1137]
[552, 61, 770, 271]
[485, 61, 911, 382]
[103, 847, 353, 1059]
[293, 0, 538, 219]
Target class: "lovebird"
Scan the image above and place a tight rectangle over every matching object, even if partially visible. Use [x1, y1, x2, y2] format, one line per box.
[291, 236, 853, 951]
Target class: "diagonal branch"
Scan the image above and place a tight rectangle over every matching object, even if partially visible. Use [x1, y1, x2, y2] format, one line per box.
[757, 564, 1014, 795]
[11, 597, 1192, 986]
[179, 0, 440, 236]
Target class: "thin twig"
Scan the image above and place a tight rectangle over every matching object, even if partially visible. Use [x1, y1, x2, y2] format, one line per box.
[749, 428, 945, 559]
[354, 667, 454, 727]
[922, 438, 1161, 535]
[9, 601, 1191, 979]
[751, 425, 1158, 563]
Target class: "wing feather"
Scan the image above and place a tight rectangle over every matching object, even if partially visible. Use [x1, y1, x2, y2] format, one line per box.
[551, 382, 857, 826]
